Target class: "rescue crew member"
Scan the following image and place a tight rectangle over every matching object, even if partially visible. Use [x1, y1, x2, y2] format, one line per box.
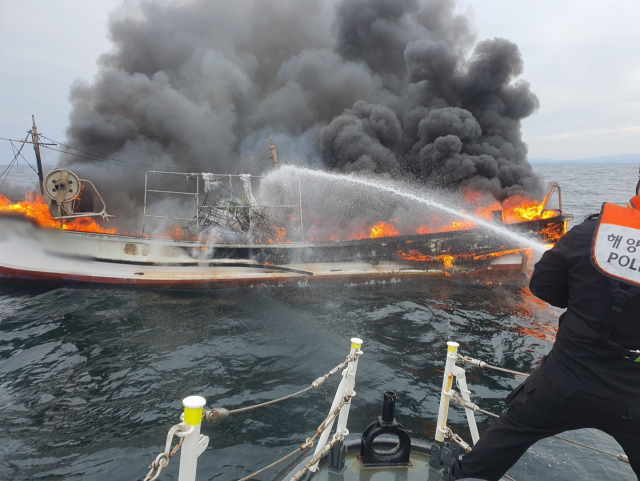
[449, 185, 640, 480]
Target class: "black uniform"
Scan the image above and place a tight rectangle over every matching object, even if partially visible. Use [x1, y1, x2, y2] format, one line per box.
[450, 216, 640, 480]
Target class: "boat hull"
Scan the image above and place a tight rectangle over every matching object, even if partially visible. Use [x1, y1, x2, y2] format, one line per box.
[0, 213, 558, 287]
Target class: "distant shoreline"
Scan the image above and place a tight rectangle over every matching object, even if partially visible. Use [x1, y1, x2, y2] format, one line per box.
[529, 154, 640, 165]
[530, 161, 638, 165]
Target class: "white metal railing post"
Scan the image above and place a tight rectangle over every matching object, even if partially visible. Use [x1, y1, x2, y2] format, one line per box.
[309, 337, 363, 473]
[298, 177, 305, 243]
[435, 341, 459, 443]
[142, 171, 148, 236]
[451, 365, 479, 444]
[178, 396, 207, 481]
[334, 337, 361, 435]
[195, 175, 199, 234]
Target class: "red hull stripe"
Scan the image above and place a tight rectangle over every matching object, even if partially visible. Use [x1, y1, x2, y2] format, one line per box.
[0, 263, 523, 288]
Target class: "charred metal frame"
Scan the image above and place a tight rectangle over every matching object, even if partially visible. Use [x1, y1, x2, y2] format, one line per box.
[541, 182, 562, 213]
[51, 179, 111, 220]
[141, 171, 306, 241]
[43, 168, 112, 221]
[142, 171, 201, 234]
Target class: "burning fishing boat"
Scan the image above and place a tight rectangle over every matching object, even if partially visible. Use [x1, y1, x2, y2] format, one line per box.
[0, 158, 571, 288]
[0, 123, 571, 287]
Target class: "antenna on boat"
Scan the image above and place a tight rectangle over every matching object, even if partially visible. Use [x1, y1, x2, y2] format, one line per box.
[269, 133, 280, 169]
[29, 115, 45, 195]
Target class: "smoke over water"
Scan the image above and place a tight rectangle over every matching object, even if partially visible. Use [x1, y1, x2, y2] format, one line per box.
[61, 0, 542, 223]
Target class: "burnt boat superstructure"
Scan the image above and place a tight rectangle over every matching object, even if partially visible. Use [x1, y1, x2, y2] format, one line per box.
[0, 207, 569, 286]
[0, 136, 572, 286]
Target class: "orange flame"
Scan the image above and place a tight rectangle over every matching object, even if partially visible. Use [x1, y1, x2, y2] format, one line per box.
[415, 195, 556, 236]
[0, 194, 117, 234]
[417, 219, 476, 235]
[502, 195, 556, 223]
[538, 222, 567, 244]
[267, 226, 290, 243]
[308, 188, 561, 243]
[370, 221, 399, 238]
[397, 248, 527, 266]
[396, 249, 433, 262]
[159, 224, 193, 241]
[439, 254, 454, 268]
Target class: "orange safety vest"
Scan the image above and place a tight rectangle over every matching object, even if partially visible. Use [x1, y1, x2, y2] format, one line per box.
[592, 202, 640, 288]
[573, 202, 640, 362]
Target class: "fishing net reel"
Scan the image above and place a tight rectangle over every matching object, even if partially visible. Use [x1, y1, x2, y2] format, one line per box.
[43, 169, 113, 221]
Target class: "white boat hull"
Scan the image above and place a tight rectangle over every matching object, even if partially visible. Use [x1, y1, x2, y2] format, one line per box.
[0, 215, 525, 287]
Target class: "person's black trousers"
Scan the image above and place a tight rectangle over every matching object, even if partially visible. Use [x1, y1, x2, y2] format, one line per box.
[449, 363, 640, 480]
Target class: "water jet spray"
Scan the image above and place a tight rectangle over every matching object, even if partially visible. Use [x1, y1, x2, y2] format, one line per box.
[266, 166, 550, 254]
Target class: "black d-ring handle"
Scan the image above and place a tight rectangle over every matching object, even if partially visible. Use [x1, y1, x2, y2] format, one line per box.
[360, 391, 412, 467]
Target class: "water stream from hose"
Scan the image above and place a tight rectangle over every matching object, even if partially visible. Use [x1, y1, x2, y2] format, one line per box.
[268, 165, 549, 254]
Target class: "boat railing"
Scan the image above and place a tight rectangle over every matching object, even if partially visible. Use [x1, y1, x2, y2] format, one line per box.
[143, 337, 363, 481]
[540, 182, 562, 214]
[433, 341, 630, 477]
[141, 171, 307, 242]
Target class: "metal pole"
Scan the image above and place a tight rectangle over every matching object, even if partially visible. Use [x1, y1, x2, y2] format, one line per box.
[435, 341, 459, 443]
[142, 172, 148, 236]
[451, 365, 479, 444]
[558, 185, 563, 213]
[178, 396, 207, 481]
[540, 182, 560, 214]
[30, 115, 44, 195]
[269, 133, 280, 169]
[333, 338, 361, 433]
[196, 175, 200, 235]
[309, 337, 363, 473]
[298, 178, 304, 243]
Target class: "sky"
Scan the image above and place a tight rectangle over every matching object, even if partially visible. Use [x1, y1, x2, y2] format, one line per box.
[1, 0, 639, 164]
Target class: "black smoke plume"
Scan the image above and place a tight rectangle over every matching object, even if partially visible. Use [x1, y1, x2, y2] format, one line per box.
[61, 0, 542, 223]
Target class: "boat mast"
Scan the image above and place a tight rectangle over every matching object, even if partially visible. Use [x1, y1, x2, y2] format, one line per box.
[30, 115, 44, 195]
[269, 133, 280, 169]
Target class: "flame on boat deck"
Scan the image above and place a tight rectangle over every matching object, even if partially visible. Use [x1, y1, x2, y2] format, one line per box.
[267, 226, 290, 243]
[366, 194, 560, 240]
[396, 247, 530, 271]
[0, 194, 116, 234]
[303, 193, 564, 244]
[370, 221, 400, 238]
[0, 190, 565, 245]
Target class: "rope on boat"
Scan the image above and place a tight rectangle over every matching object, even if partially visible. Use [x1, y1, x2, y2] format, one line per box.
[458, 355, 530, 378]
[144, 423, 195, 481]
[238, 393, 355, 481]
[202, 352, 361, 421]
[289, 434, 343, 481]
[13, 144, 39, 176]
[551, 435, 629, 463]
[231, 155, 272, 175]
[0, 135, 29, 191]
[448, 388, 630, 464]
[144, 351, 361, 481]
[443, 426, 471, 452]
[441, 426, 518, 480]
[237, 438, 313, 481]
[39, 134, 271, 173]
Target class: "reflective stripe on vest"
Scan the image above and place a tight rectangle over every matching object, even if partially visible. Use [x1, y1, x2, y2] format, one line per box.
[592, 202, 640, 288]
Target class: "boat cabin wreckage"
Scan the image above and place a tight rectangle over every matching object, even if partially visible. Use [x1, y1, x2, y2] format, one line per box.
[0, 134, 572, 288]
